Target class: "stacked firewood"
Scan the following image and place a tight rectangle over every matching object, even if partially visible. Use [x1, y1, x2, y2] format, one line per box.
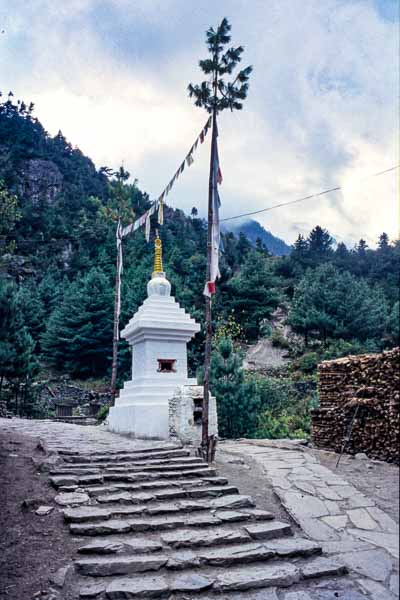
[312, 347, 400, 464]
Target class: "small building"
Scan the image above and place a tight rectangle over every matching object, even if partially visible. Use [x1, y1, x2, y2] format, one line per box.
[107, 235, 218, 443]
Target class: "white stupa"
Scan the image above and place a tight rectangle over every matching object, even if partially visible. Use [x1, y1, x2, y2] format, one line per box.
[107, 235, 200, 439]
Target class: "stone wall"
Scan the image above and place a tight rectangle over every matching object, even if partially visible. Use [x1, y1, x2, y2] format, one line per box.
[169, 385, 218, 445]
[39, 381, 111, 418]
[312, 347, 400, 463]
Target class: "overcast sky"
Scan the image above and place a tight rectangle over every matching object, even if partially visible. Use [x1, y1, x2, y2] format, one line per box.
[1, 0, 398, 246]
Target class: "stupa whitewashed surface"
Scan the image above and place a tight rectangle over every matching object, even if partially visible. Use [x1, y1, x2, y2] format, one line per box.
[107, 236, 217, 440]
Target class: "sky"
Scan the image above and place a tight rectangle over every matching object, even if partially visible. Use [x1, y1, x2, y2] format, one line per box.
[0, 0, 399, 247]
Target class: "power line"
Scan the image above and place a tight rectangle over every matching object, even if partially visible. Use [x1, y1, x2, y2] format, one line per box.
[2, 165, 398, 244]
[220, 164, 400, 223]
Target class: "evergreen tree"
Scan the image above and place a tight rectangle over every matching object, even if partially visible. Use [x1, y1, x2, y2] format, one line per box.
[0, 279, 37, 412]
[228, 251, 281, 340]
[292, 234, 308, 260]
[288, 263, 388, 345]
[41, 269, 113, 377]
[307, 226, 334, 260]
[387, 301, 400, 345]
[0, 179, 21, 253]
[210, 337, 260, 438]
[356, 239, 368, 257]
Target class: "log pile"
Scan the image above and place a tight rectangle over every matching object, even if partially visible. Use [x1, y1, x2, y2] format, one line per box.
[312, 347, 400, 464]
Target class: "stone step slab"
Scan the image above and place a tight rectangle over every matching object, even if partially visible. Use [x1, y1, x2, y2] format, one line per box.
[78, 538, 164, 555]
[213, 562, 301, 592]
[82, 476, 229, 497]
[64, 495, 271, 524]
[75, 539, 323, 577]
[102, 461, 210, 475]
[103, 466, 217, 482]
[59, 444, 183, 458]
[58, 456, 203, 473]
[70, 514, 222, 536]
[300, 557, 348, 579]
[95, 485, 238, 505]
[64, 448, 187, 464]
[161, 520, 292, 549]
[104, 557, 345, 598]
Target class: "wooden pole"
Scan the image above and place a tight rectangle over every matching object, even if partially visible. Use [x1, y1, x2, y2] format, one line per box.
[201, 54, 218, 463]
[110, 225, 121, 405]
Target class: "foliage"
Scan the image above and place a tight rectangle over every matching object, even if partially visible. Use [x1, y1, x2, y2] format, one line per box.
[210, 337, 260, 438]
[214, 313, 243, 346]
[253, 376, 317, 439]
[0, 179, 21, 252]
[0, 278, 38, 414]
[387, 301, 400, 345]
[1, 92, 399, 428]
[293, 352, 319, 373]
[227, 252, 281, 340]
[188, 18, 253, 114]
[97, 404, 110, 422]
[41, 269, 113, 377]
[270, 329, 290, 349]
[288, 263, 389, 345]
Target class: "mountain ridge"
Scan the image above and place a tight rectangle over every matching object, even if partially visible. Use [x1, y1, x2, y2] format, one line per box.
[222, 219, 291, 256]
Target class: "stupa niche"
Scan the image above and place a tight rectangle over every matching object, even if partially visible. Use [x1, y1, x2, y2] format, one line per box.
[107, 235, 218, 441]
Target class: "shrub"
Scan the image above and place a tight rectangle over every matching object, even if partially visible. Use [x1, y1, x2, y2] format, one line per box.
[270, 330, 290, 349]
[294, 352, 319, 373]
[97, 405, 109, 422]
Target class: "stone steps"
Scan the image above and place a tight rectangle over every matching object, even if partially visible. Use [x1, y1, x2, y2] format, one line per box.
[74, 538, 323, 577]
[63, 492, 268, 522]
[77, 556, 347, 598]
[70, 515, 290, 540]
[50, 466, 218, 489]
[54, 455, 202, 473]
[82, 476, 229, 497]
[103, 466, 218, 482]
[58, 444, 184, 457]
[63, 447, 187, 463]
[94, 484, 239, 504]
[45, 444, 349, 598]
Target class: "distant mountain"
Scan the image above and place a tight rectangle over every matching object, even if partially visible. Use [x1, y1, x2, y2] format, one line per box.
[222, 219, 291, 256]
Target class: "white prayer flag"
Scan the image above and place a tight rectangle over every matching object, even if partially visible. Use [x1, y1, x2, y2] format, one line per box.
[204, 125, 222, 297]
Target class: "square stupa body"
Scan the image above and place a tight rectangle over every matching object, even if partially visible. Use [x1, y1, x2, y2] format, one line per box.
[107, 271, 200, 439]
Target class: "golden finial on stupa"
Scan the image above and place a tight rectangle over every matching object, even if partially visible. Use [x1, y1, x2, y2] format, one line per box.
[152, 231, 164, 277]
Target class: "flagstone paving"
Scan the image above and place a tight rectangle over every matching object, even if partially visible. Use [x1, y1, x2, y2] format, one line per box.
[0, 418, 398, 599]
[219, 439, 399, 599]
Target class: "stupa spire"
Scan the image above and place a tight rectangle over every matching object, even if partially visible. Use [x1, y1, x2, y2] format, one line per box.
[153, 231, 163, 276]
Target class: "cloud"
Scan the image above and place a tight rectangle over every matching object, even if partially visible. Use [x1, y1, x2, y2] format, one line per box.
[0, 0, 398, 246]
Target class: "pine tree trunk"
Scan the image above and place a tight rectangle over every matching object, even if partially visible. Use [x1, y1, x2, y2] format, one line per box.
[110, 234, 121, 405]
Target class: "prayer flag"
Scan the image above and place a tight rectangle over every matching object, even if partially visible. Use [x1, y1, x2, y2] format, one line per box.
[145, 212, 151, 242]
[158, 198, 164, 225]
[204, 125, 222, 297]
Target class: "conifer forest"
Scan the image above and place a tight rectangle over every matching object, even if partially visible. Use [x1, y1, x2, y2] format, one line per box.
[1, 95, 399, 438]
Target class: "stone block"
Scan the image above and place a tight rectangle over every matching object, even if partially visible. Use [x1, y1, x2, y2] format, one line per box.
[347, 508, 378, 530]
[300, 557, 348, 579]
[214, 563, 301, 591]
[105, 575, 169, 598]
[341, 549, 394, 582]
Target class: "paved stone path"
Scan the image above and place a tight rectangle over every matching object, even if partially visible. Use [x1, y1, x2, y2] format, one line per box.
[220, 440, 399, 600]
[1, 419, 397, 599]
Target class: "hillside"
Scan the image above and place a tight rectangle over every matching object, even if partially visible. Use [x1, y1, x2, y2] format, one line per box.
[222, 218, 291, 255]
[1, 95, 399, 438]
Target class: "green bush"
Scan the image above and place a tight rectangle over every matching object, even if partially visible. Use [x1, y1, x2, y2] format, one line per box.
[252, 375, 316, 440]
[256, 409, 310, 439]
[97, 405, 109, 422]
[294, 352, 319, 373]
[270, 330, 290, 349]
